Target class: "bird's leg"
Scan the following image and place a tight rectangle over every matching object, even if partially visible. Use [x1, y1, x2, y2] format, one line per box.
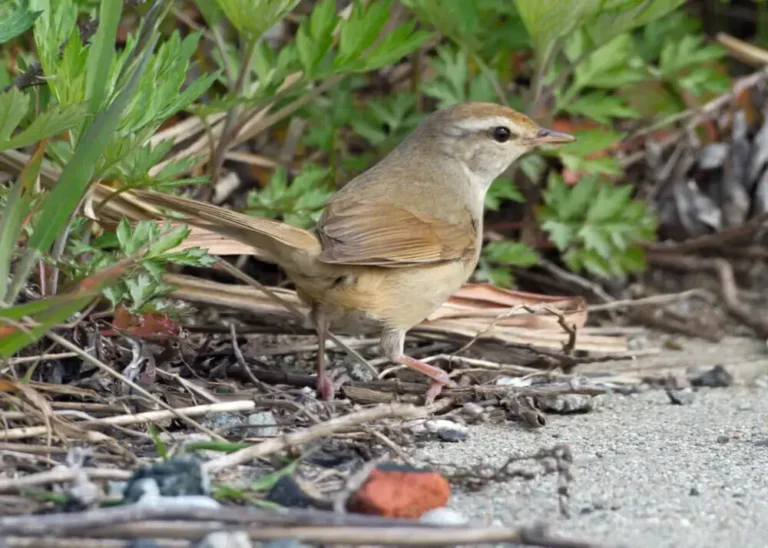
[381, 328, 455, 403]
[312, 307, 334, 400]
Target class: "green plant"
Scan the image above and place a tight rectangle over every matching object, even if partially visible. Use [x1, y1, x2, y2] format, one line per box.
[246, 164, 333, 228]
[538, 173, 656, 278]
[0, 0, 216, 356]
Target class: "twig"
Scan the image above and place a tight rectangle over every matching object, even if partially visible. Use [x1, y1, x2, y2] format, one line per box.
[649, 213, 768, 254]
[0, 401, 255, 441]
[0, 505, 600, 547]
[2, 352, 79, 365]
[586, 289, 713, 312]
[0, 539, 186, 548]
[648, 254, 768, 338]
[229, 324, 277, 394]
[0, 467, 131, 493]
[538, 259, 613, 304]
[369, 429, 417, 468]
[621, 64, 768, 169]
[450, 303, 579, 361]
[203, 402, 448, 472]
[45, 333, 226, 442]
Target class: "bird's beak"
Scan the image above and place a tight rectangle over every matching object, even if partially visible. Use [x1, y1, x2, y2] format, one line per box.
[529, 127, 576, 146]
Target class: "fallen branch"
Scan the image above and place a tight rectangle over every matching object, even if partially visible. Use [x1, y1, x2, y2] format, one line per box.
[203, 401, 452, 472]
[0, 505, 600, 547]
[0, 467, 131, 493]
[0, 401, 255, 441]
[648, 254, 768, 338]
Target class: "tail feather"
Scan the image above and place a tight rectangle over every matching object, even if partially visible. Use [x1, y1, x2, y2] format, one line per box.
[130, 189, 322, 270]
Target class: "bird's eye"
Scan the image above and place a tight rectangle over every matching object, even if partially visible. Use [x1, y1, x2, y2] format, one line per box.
[492, 126, 512, 143]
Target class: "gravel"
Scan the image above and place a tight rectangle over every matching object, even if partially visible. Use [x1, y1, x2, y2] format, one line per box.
[414, 385, 768, 548]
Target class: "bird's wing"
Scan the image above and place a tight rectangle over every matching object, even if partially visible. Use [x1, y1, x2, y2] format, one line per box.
[316, 198, 477, 268]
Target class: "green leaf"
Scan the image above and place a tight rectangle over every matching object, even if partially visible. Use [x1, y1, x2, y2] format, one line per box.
[555, 129, 624, 158]
[402, 0, 481, 48]
[485, 178, 525, 210]
[147, 225, 191, 257]
[354, 23, 432, 72]
[215, 0, 299, 42]
[563, 93, 638, 124]
[0, 141, 44, 302]
[296, 0, 337, 76]
[543, 220, 575, 251]
[194, 0, 225, 26]
[336, 0, 391, 67]
[659, 35, 724, 75]
[116, 218, 131, 250]
[559, 176, 598, 222]
[4, 103, 88, 150]
[586, 183, 633, 223]
[25, 32, 158, 261]
[513, 0, 587, 62]
[483, 241, 539, 267]
[85, 0, 123, 114]
[0, 0, 42, 44]
[583, 0, 687, 48]
[577, 225, 613, 259]
[0, 88, 30, 149]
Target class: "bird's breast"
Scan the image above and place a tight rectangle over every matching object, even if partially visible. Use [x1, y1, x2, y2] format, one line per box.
[291, 257, 476, 333]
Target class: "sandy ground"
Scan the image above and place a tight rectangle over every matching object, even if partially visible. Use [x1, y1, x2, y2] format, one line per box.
[413, 338, 768, 548]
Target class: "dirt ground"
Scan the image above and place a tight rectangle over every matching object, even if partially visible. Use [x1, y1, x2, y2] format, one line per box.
[413, 336, 768, 548]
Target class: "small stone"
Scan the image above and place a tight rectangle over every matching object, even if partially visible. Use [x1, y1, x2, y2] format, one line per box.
[437, 428, 467, 442]
[536, 394, 594, 414]
[247, 411, 280, 437]
[263, 540, 312, 548]
[461, 402, 485, 420]
[203, 412, 244, 431]
[425, 420, 468, 442]
[717, 435, 730, 444]
[266, 475, 314, 508]
[495, 376, 531, 387]
[127, 541, 160, 548]
[689, 486, 700, 496]
[347, 462, 450, 518]
[666, 388, 695, 405]
[691, 365, 734, 388]
[123, 456, 210, 503]
[419, 507, 469, 526]
[193, 530, 250, 548]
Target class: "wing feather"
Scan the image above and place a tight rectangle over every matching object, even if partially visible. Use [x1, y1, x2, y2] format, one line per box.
[316, 199, 476, 267]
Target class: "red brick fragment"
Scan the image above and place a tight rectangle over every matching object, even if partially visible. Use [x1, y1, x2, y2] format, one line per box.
[347, 462, 451, 518]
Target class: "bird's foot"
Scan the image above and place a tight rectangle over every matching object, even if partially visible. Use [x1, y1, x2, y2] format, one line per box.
[316, 373, 335, 401]
[398, 355, 456, 404]
[316, 366, 351, 401]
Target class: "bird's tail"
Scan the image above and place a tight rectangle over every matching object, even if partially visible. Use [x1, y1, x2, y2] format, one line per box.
[129, 189, 322, 272]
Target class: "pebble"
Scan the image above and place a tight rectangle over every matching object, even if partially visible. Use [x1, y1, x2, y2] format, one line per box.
[122, 456, 210, 502]
[537, 394, 595, 414]
[247, 411, 280, 437]
[425, 419, 468, 442]
[691, 365, 734, 388]
[419, 507, 469, 525]
[263, 540, 312, 548]
[193, 530, 250, 548]
[666, 388, 695, 405]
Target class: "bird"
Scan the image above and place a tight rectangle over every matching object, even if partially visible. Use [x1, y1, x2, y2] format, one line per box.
[132, 102, 575, 402]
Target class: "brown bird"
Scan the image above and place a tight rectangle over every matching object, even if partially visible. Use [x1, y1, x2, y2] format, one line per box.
[133, 102, 575, 402]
